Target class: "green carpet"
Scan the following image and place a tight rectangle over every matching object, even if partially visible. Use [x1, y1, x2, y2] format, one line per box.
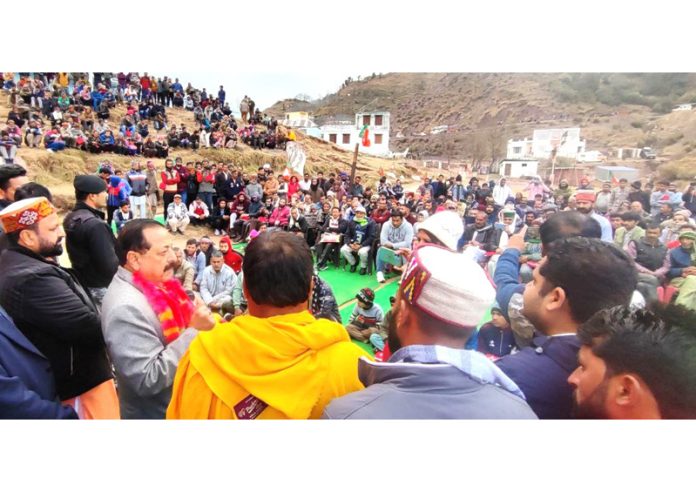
[316, 264, 382, 306]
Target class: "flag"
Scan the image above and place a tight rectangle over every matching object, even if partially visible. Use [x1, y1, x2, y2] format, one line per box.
[285, 141, 306, 177]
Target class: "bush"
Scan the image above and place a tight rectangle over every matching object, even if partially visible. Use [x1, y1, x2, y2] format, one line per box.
[630, 121, 644, 129]
[660, 160, 696, 180]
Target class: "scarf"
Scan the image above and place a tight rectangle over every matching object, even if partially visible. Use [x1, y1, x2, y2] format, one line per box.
[354, 216, 368, 227]
[132, 270, 195, 344]
[390, 344, 526, 400]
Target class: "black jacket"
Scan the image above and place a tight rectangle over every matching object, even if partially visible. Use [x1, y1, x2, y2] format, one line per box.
[287, 216, 309, 235]
[320, 216, 349, 235]
[344, 219, 377, 247]
[63, 201, 119, 289]
[458, 224, 503, 252]
[0, 247, 113, 399]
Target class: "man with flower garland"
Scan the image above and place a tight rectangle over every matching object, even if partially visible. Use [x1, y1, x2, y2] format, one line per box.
[101, 219, 216, 419]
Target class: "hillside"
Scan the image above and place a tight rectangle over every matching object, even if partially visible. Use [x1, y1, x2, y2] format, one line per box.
[2, 96, 403, 212]
[266, 73, 696, 181]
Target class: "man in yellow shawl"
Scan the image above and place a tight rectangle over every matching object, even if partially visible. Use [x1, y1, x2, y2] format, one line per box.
[167, 231, 367, 419]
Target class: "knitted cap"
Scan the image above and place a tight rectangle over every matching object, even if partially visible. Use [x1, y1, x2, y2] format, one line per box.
[400, 244, 495, 329]
[0, 197, 56, 234]
[417, 211, 464, 252]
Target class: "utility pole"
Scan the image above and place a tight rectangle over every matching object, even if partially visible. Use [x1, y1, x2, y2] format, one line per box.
[350, 142, 359, 185]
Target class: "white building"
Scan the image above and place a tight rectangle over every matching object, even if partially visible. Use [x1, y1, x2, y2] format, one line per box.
[282, 111, 324, 139]
[507, 127, 586, 160]
[319, 111, 391, 156]
[498, 159, 539, 178]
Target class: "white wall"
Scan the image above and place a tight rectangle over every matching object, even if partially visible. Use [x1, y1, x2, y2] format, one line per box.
[507, 138, 533, 159]
[499, 160, 539, 178]
[531, 128, 586, 159]
[318, 112, 391, 156]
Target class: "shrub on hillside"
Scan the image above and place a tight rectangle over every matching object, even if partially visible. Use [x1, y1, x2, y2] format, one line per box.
[659, 160, 696, 181]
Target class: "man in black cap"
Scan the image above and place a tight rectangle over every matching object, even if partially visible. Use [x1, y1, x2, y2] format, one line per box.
[63, 174, 119, 306]
[628, 180, 650, 214]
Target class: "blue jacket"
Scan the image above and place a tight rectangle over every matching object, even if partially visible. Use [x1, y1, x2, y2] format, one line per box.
[668, 246, 694, 279]
[494, 249, 525, 319]
[323, 355, 537, 419]
[496, 334, 581, 419]
[477, 323, 517, 358]
[0, 307, 77, 419]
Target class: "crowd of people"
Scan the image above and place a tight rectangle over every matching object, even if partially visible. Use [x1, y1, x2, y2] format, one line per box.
[0, 72, 283, 163]
[1, 144, 696, 419]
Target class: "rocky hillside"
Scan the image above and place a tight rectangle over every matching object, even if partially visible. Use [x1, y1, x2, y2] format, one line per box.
[266, 73, 696, 180]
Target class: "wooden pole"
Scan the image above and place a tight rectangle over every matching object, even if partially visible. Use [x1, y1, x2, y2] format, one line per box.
[350, 142, 359, 184]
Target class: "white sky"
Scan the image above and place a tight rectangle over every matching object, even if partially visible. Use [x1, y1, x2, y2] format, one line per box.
[168, 71, 353, 112]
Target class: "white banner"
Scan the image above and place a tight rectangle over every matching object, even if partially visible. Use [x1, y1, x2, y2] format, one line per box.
[285, 141, 306, 177]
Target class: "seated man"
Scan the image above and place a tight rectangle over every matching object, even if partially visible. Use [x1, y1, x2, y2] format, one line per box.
[172, 247, 195, 292]
[345, 288, 384, 344]
[187, 195, 210, 227]
[626, 222, 669, 307]
[569, 305, 696, 419]
[457, 211, 508, 270]
[316, 206, 348, 270]
[667, 230, 696, 311]
[375, 210, 414, 283]
[323, 244, 536, 419]
[199, 251, 237, 312]
[167, 231, 367, 419]
[166, 194, 189, 234]
[114, 201, 134, 233]
[458, 210, 506, 262]
[340, 206, 376, 275]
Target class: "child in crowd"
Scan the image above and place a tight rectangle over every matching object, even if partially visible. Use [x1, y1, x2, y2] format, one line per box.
[345, 288, 384, 343]
[476, 305, 517, 361]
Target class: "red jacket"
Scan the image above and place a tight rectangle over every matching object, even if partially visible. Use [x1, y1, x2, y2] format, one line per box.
[160, 170, 180, 193]
[288, 181, 300, 198]
[371, 208, 391, 225]
[269, 206, 290, 227]
[219, 236, 243, 273]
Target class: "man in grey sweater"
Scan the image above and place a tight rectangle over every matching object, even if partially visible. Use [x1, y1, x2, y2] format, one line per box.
[199, 250, 237, 311]
[323, 244, 537, 419]
[101, 219, 216, 419]
[375, 210, 414, 283]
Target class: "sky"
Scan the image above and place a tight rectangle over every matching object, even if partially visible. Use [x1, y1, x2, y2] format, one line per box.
[168, 71, 352, 113]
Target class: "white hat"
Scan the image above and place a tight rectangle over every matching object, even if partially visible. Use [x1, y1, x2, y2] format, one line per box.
[417, 211, 464, 251]
[355, 206, 366, 214]
[400, 244, 495, 329]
